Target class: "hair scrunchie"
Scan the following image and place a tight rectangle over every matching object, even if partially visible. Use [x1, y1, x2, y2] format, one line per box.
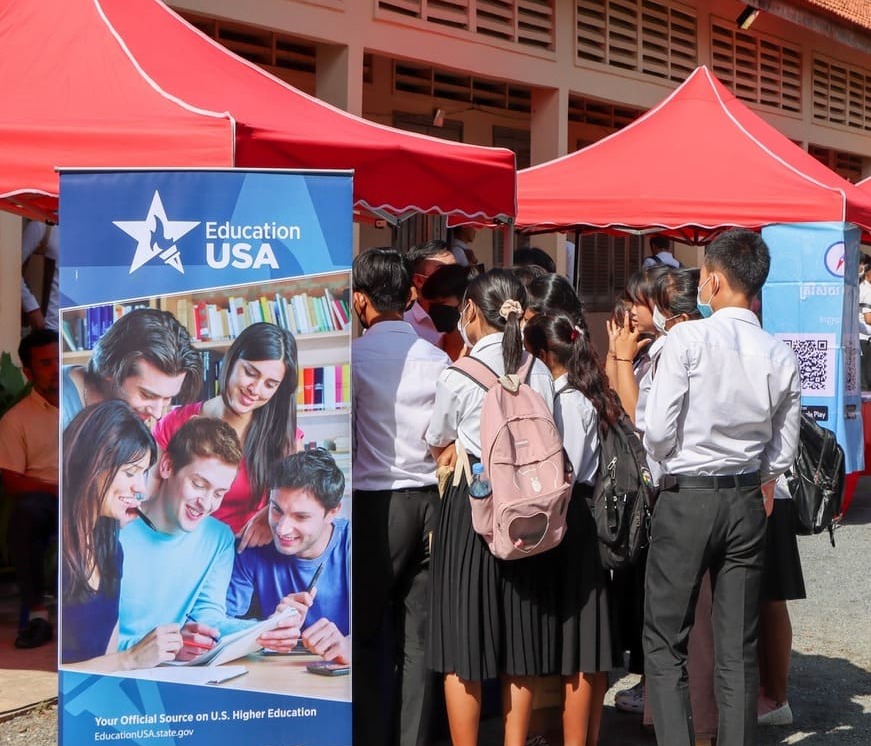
[499, 299, 523, 320]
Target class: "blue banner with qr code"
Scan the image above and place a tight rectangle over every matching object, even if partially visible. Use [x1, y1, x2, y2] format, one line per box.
[761, 222, 864, 473]
[58, 169, 353, 746]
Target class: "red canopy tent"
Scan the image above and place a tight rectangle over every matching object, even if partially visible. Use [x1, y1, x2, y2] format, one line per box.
[516, 66, 871, 243]
[0, 0, 516, 223]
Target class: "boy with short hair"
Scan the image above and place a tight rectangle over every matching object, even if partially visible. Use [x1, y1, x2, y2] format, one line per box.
[119, 417, 301, 658]
[227, 448, 349, 662]
[642, 229, 801, 746]
[352, 247, 451, 746]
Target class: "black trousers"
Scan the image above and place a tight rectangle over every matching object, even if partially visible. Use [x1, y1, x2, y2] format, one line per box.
[861, 339, 871, 391]
[352, 486, 440, 746]
[7, 491, 57, 618]
[643, 480, 766, 746]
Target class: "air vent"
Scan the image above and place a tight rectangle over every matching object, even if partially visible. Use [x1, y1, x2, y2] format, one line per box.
[711, 21, 801, 112]
[393, 60, 532, 112]
[577, 0, 697, 83]
[378, 0, 554, 50]
[813, 55, 871, 131]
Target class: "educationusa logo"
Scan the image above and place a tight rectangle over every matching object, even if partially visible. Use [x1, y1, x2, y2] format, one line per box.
[113, 191, 200, 275]
[824, 241, 845, 278]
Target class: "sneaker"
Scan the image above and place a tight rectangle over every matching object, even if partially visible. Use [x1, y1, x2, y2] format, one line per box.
[758, 701, 793, 726]
[14, 617, 52, 649]
[615, 681, 644, 714]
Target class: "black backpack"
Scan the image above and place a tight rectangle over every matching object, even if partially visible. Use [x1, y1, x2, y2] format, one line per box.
[785, 413, 845, 547]
[585, 406, 655, 569]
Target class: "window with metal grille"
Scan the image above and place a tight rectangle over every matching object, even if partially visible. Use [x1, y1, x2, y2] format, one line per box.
[813, 55, 871, 131]
[576, 0, 696, 83]
[808, 145, 865, 182]
[710, 21, 801, 112]
[577, 233, 644, 311]
[393, 61, 532, 112]
[377, 0, 554, 50]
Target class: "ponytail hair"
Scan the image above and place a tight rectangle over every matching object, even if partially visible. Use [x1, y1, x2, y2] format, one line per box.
[464, 268, 527, 374]
[524, 312, 622, 430]
[652, 267, 701, 319]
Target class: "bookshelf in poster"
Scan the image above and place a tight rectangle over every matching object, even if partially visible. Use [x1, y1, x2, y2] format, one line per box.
[179, 286, 350, 344]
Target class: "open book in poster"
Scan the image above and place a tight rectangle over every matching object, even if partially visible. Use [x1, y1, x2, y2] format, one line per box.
[164, 607, 299, 667]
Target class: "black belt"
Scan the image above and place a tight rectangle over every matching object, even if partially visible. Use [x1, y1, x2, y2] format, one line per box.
[659, 472, 760, 491]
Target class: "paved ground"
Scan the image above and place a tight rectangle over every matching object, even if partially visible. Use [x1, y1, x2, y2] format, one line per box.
[2, 484, 870, 745]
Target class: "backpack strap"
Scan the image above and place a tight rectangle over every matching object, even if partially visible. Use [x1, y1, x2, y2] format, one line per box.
[451, 352, 535, 392]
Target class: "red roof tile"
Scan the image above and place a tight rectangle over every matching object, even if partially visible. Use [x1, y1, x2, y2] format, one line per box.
[801, 0, 871, 32]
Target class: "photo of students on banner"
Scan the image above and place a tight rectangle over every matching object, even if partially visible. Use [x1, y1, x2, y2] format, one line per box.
[60, 275, 352, 700]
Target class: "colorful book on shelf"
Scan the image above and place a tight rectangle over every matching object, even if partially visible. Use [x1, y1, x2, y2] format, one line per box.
[324, 288, 349, 330]
[323, 365, 336, 410]
[335, 365, 350, 408]
[303, 367, 315, 411]
[341, 363, 351, 408]
[296, 367, 305, 410]
[258, 296, 273, 326]
[248, 300, 263, 324]
[194, 301, 210, 341]
[313, 366, 324, 409]
[293, 295, 311, 334]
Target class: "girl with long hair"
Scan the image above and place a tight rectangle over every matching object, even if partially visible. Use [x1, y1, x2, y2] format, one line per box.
[153, 322, 298, 538]
[524, 310, 623, 746]
[62, 400, 182, 669]
[606, 265, 670, 418]
[425, 268, 558, 746]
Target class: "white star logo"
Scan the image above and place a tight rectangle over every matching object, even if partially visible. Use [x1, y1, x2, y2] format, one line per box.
[113, 191, 200, 275]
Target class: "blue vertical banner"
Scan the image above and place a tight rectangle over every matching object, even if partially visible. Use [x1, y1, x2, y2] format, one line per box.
[761, 222, 864, 473]
[58, 170, 353, 746]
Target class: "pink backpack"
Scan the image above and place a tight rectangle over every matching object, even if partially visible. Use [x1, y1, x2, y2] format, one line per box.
[452, 353, 573, 560]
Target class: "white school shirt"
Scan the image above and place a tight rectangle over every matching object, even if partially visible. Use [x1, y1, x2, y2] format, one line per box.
[859, 280, 871, 340]
[353, 320, 450, 490]
[553, 373, 599, 486]
[426, 332, 555, 458]
[635, 336, 666, 486]
[644, 307, 801, 481]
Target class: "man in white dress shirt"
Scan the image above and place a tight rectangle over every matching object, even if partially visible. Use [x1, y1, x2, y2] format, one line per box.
[352, 248, 451, 746]
[642, 229, 801, 746]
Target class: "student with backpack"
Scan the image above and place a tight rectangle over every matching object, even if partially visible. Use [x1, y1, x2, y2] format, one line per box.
[524, 311, 624, 746]
[425, 268, 558, 746]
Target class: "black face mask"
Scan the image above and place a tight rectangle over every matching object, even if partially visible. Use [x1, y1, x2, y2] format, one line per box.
[428, 304, 460, 333]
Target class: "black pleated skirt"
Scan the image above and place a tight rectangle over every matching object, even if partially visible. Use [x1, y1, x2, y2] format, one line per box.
[427, 465, 560, 681]
[761, 499, 807, 602]
[558, 482, 617, 674]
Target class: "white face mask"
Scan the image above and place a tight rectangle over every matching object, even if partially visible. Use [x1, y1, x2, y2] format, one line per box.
[457, 303, 472, 348]
[652, 305, 671, 335]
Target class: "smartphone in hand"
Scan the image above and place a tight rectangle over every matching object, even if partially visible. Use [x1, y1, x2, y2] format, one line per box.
[307, 661, 350, 676]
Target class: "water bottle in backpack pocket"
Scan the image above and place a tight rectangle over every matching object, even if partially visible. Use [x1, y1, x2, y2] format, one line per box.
[453, 354, 573, 560]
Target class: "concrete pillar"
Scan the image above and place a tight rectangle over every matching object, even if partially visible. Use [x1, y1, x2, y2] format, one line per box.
[316, 42, 363, 116]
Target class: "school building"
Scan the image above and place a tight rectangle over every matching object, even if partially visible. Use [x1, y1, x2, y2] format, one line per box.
[1, 0, 871, 355]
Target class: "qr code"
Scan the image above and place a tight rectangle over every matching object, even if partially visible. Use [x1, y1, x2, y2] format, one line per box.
[779, 334, 835, 397]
